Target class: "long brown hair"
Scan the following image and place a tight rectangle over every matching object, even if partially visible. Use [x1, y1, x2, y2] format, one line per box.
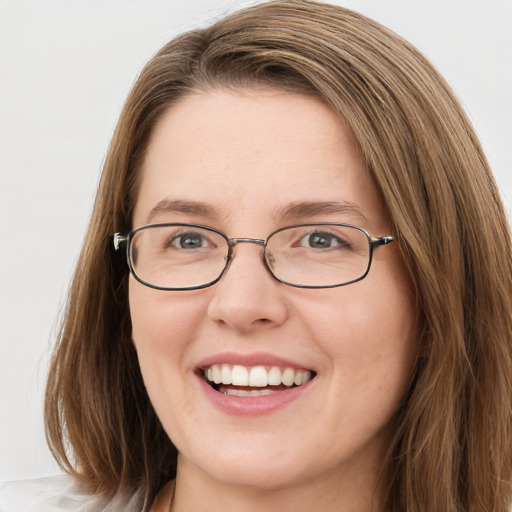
[45, 1, 512, 510]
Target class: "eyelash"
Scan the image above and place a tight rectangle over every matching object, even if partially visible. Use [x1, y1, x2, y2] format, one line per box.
[297, 230, 351, 250]
[168, 231, 213, 249]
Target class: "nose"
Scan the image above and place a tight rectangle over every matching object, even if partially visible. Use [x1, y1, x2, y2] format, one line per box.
[206, 242, 289, 332]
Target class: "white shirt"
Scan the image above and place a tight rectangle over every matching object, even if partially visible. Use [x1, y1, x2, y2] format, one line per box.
[0, 475, 145, 512]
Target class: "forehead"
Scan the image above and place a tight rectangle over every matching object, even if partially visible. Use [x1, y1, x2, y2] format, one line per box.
[133, 87, 386, 232]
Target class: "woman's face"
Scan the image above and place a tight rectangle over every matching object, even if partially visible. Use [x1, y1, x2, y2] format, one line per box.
[130, 87, 417, 498]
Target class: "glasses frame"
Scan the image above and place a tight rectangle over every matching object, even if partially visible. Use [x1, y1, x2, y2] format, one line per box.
[112, 222, 394, 290]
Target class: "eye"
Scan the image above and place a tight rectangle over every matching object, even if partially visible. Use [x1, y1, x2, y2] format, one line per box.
[170, 231, 212, 249]
[298, 230, 350, 250]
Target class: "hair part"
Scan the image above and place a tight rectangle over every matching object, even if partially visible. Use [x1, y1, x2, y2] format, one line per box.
[45, 1, 512, 510]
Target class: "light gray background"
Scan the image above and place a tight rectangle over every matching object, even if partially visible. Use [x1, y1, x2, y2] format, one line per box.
[1, 0, 511, 480]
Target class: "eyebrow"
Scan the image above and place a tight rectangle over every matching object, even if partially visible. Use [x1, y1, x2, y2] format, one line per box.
[276, 201, 369, 224]
[146, 199, 220, 224]
[146, 198, 368, 226]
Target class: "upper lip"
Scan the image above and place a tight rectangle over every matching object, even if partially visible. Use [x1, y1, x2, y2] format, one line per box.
[196, 352, 315, 371]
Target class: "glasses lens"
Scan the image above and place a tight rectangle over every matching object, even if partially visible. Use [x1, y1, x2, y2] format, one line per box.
[130, 225, 228, 289]
[265, 224, 371, 287]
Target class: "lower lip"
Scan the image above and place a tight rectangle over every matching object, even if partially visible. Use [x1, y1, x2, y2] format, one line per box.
[197, 374, 314, 416]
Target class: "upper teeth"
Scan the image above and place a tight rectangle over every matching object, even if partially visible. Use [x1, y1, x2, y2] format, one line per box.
[204, 364, 312, 387]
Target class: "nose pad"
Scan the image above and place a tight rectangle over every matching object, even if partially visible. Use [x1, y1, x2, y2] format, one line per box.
[206, 243, 288, 331]
[264, 249, 276, 272]
[222, 241, 272, 277]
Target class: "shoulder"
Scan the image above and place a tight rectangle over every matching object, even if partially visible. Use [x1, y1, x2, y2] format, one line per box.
[0, 475, 144, 512]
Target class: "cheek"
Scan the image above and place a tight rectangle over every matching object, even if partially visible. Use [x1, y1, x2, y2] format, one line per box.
[128, 282, 212, 398]
[298, 276, 417, 390]
[128, 282, 208, 424]
[332, 290, 416, 433]
[129, 282, 207, 348]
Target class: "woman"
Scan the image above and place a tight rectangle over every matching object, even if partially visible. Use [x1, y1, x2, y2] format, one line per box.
[4, 1, 512, 510]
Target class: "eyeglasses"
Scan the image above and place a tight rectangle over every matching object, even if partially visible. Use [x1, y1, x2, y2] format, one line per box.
[112, 223, 394, 290]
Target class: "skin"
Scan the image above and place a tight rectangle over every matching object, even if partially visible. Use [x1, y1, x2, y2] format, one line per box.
[130, 87, 418, 512]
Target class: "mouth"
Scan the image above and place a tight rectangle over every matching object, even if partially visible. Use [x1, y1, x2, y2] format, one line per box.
[200, 364, 316, 397]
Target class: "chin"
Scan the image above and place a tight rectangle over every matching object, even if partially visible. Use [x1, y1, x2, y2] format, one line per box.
[207, 461, 307, 491]
[179, 443, 313, 491]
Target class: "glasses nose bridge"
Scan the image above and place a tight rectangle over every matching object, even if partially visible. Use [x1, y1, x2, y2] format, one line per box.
[225, 237, 268, 271]
[228, 237, 266, 249]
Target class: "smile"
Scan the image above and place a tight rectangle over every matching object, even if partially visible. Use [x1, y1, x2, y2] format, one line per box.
[202, 364, 314, 397]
